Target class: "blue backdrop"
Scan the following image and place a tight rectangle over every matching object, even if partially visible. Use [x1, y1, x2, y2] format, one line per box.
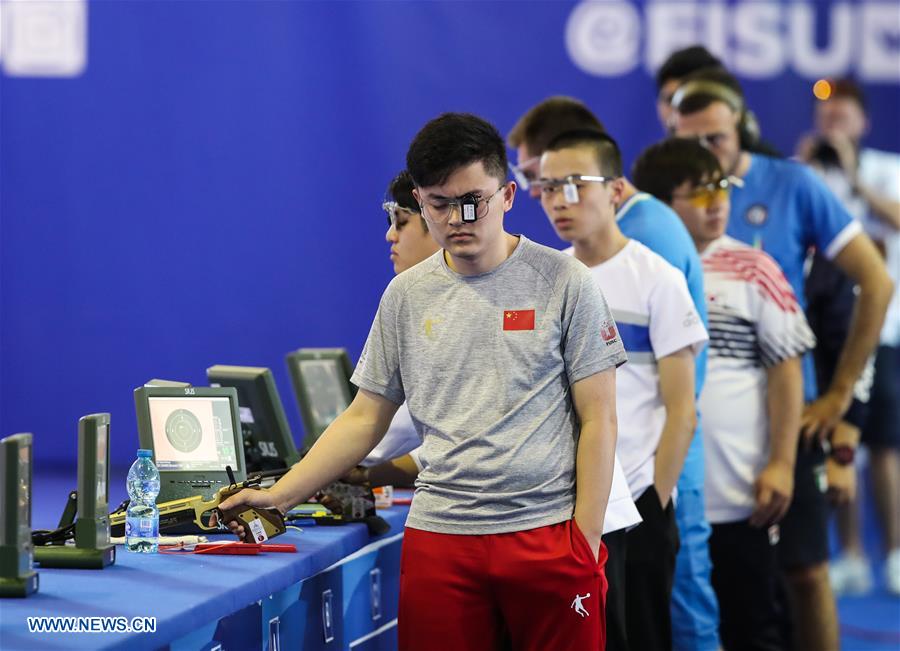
[2, 0, 898, 467]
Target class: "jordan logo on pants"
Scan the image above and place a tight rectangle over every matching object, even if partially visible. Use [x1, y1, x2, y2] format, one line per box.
[571, 593, 590, 618]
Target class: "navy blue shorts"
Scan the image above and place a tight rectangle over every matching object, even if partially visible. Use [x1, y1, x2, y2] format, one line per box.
[862, 345, 900, 450]
[777, 443, 829, 569]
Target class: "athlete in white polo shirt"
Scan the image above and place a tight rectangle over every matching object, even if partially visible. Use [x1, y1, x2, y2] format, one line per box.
[538, 129, 708, 651]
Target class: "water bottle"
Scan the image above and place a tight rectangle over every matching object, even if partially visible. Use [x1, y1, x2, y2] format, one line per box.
[125, 449, 160, 553]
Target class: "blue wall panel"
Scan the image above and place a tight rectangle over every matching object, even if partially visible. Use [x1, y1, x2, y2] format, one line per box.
[1, 1, 898, 467]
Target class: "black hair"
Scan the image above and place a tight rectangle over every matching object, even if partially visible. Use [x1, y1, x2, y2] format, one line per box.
[406, 113, 507, 188]
[387, 170, 418, 213]
[826, 78, 867, 112]
[545, 129, 623, 178]
[507, 96, 605, 156]
[386, 170, 428, 232]
[631, 138, 722, 204]
[656, 45, 723, 90]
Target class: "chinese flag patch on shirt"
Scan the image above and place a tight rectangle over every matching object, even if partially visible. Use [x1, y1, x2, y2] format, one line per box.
[503, 309, 535, 331]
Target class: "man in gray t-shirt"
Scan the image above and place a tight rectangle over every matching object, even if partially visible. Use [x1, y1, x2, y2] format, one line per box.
[219, 113, 626, 651]
[353, 234, 624, 534]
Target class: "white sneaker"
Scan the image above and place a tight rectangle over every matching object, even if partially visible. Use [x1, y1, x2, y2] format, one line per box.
[885, 548, 900, 596]
[829, 554, 873, 595]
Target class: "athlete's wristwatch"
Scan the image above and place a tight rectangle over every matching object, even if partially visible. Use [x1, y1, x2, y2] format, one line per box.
[825, 441, 856, 466]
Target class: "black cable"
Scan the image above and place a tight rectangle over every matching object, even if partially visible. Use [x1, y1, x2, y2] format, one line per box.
[31, 523, 75, 546]
[110, 498, 130, 516]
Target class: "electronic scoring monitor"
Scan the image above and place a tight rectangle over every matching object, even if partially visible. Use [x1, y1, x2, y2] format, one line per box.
[134, 386, 246, 502]
[0, 432, 38, 597]
[285, 348, 356, 452]
[207, 365, 300, 473]
[34, 414, 115, 568]
[76, 413, 111, 550]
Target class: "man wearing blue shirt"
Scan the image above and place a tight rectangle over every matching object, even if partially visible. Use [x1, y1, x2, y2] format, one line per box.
[672, 67, 893, 651]
[509, 97, 720, 651]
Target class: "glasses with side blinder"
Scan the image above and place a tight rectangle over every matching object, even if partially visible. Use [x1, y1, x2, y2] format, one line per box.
[418, 185, 506, 224]
[382, 201, 420, 230]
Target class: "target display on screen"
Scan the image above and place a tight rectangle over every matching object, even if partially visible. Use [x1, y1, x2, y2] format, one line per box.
[165, 409, 203, 452]
[148, 396, 237, 472]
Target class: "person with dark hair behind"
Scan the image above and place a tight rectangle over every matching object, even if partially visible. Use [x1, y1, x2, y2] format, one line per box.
[656, 53, 782, 158]
[634, 138, 815, 651]
[507, 96, 606, 197]
[798, 78, 900, 597]
[218, 113, 627, 651]
[381, 171, 441, 276]
[655, 45, 723, 132]
[673, 65, 893, 651]
[355, 171, 439, 477]
[798, 80, 877, 598]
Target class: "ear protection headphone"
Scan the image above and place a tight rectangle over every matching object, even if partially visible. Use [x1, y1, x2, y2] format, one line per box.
[671, 79, 761, 149]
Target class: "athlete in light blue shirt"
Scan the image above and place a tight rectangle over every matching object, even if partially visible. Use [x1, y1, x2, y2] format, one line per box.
[673, 69, 892, 651]
[727, 154, 862, 401]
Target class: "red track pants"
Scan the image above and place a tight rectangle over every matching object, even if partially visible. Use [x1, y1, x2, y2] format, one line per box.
[398, 519, 608, 651]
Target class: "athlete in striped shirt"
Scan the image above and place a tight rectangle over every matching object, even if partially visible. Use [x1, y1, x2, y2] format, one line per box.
[633, 138, 815, 651]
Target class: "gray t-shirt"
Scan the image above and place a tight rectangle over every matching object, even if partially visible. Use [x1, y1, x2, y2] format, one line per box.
[351, 236, 627, 534]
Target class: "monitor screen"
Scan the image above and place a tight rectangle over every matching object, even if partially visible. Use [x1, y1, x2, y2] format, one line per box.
[298, 359, 352, 431]
[147, 396, 238, 472]
[207, 365, 299, 472]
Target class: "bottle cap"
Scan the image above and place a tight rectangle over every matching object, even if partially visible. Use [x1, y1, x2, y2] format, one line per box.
[137, 449, 153, 458]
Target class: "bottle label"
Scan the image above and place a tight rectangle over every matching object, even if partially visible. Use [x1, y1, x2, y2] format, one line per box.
[139, 517, 159, 537]
[125, 516, 158, 539]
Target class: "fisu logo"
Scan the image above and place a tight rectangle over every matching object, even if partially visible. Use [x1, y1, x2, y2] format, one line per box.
[566, 1, 900, 83]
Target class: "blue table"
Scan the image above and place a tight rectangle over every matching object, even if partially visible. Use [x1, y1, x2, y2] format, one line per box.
[0, 506, 408, 651]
